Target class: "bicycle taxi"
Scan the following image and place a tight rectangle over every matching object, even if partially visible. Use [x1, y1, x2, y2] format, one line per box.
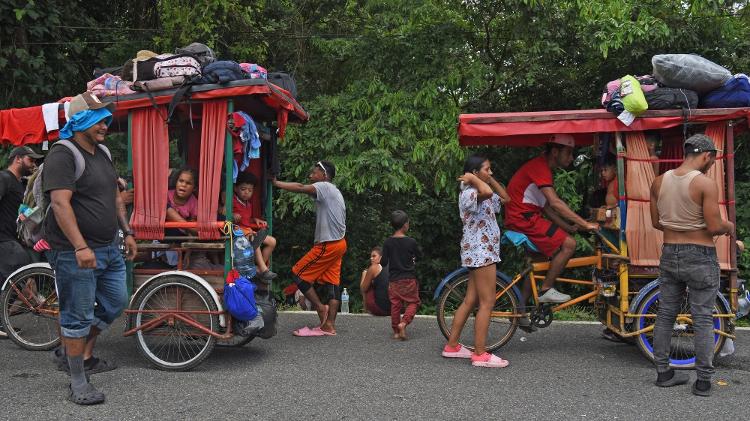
[0, 78, 308, 371]
[435, 108, 744, 368]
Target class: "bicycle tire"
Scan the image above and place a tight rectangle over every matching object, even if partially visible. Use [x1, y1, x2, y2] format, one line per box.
[129, 275, 218, 371]
[633, 287, 727, 368]
[0, 266, 60, 351]
[437, 273, 519, 352]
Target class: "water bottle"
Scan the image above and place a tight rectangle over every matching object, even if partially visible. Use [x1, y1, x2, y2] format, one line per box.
[232, 228, 256, 279]
[340, 288, 349, 313]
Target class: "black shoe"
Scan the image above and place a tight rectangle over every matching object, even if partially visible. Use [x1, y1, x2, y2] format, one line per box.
[67, 383, 105, 405]
[655, 369, 689, 387]
[692, 380, 712, 397]
[59, 356, 118, 375]
[601, 328, 622, 342]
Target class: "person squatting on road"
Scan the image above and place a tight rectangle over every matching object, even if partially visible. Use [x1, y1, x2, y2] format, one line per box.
[43, 92, 137, 405]
[0, 146, 41, 338]
[649, 134, 734, 397]
[442, 154, 511, 368]
[273, 160, 346, 337]
[380, 210, 421, 340]
[359, 246, 390, 317]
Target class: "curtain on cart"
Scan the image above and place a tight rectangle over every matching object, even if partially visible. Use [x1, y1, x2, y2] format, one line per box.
[196, 100, 227, 240]
[129, 106, 169, 239]
[625, 132, 663, 266]
[705, 122, 731, 270]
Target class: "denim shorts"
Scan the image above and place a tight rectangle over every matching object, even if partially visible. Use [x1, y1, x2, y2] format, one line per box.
[47, 241, 127, 338]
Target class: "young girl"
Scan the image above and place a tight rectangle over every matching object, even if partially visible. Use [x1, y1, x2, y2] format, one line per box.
[166, 167, 199, 232]
[359, 246, 390, 317]
[442, 155, 510, 368]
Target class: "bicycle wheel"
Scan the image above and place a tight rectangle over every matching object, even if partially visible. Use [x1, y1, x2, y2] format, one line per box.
[633, 287, 727, 368]
[129, 276, 218, 371]
[0, 265, 60, 351]
[437, 273, 519, 352]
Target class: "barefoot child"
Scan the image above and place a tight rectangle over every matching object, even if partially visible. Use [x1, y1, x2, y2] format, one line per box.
[380, 210, 421, 340]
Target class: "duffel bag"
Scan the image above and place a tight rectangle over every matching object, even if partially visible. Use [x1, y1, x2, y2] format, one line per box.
[268, 72, 297, 97]
[175, 42, 215, 68]
[644, 88, 698, 110]
[652, 54, 731, 94]
[700, 74, 750, 108]
[197, 60, 246, 84]
[152, 54, 201, 79]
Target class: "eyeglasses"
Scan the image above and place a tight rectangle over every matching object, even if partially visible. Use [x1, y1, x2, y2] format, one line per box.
[316, 161, 328, 178]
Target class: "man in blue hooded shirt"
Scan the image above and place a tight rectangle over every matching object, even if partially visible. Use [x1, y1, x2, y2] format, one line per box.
[43, 92, 137, 405]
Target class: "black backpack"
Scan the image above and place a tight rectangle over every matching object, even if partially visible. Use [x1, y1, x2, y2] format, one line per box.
[268, 72, 298, 98]
[644, 88, 699, 110]
[175, 42, 216, 68]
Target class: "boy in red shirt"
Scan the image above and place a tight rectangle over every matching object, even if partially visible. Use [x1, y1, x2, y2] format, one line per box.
[233, 172, 277, 282]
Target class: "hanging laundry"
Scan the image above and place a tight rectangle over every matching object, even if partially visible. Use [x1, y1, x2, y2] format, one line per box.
[228, 111, 261, 172]
[0, 106, 49, 146]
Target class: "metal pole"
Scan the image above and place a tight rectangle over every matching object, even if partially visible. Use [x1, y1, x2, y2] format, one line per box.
[726, 121, 738, 312]
[224, 100, 235, 275]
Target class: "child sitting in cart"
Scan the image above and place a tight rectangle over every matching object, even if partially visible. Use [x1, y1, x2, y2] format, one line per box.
[232, 171, 277, 283]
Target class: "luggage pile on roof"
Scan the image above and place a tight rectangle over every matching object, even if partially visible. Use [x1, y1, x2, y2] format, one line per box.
[86, 42, 296, 99]
[601, 54, 749, 126]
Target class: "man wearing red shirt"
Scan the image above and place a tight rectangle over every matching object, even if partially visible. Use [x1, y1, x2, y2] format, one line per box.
[505, 135, 599, 306]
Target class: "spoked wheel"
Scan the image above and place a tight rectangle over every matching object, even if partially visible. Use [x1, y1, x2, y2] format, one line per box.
[128, 276, 219, 371]
[0, 265, 60, 351]
[437, 273, 519, 352]
[634, 287, 727, 368]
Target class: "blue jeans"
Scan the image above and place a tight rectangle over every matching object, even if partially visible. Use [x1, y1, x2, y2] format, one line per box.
[653, 244, 720, 381]
[47, 241, 127, 339]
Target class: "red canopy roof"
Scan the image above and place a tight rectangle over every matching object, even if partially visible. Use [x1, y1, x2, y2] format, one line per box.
[459, 108, 750, 147]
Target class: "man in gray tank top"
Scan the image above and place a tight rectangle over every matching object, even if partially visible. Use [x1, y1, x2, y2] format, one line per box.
[649, 134, 734, 396]
[272, 160, 346, 336]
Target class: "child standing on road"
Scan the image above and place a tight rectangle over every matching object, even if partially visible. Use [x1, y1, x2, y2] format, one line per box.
[380, 210, 421, 340]
[442, 154, 510, 368]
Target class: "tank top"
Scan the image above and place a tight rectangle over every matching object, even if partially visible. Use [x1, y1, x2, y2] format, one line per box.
[657, 170, 706, 231]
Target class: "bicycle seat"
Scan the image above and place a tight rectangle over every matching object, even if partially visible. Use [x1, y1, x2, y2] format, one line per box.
[501, 230, 540, 253]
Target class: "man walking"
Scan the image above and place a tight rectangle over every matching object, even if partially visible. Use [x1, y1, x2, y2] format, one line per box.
[649, 133, 734, 396]
[0, 146, 41, 338]
[272, 160, 346, 336]
[43, 92, 137, 405]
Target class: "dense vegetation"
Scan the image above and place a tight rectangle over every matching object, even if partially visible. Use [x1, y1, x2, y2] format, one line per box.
[2, 0, 750, 308]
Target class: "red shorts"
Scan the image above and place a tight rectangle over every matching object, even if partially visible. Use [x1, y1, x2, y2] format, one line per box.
[505, 213, 569, 257]
[292, 238, 347, 285]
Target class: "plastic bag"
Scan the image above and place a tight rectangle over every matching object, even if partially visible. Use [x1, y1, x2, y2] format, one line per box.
[224, 276, 258, 321]
[652, 54, 731, 94]
[620, 75, 648, 116]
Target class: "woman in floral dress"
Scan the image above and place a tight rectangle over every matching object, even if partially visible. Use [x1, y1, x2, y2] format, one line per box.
[442, 154, 511, 368]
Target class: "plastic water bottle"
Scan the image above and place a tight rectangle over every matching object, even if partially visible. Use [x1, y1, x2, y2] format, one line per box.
[340, 288, 349, 313]
[232, 228, 256, 279]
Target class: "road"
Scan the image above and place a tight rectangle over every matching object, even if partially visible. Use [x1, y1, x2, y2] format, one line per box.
[1, 313, 748, 420]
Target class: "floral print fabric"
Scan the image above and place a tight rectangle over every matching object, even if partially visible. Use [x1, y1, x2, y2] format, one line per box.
[459, 184, 502, 267]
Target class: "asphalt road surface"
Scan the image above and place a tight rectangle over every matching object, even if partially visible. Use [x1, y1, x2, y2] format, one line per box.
[1, 313, 748, 420]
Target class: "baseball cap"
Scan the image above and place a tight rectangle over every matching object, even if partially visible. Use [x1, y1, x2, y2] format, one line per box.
[684, 134, 720, 153]
[68, 91, 116, 118]
[9, 146, 43, 160]
[547, 134, 575, 148]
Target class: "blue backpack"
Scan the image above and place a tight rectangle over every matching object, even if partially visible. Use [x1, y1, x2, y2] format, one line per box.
[197, 61, 247, 85]
[701, 75, 750, 108]
[224, 276, 258, 321]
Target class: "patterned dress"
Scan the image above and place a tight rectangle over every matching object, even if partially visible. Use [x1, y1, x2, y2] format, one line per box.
[459, 183, 502, 268]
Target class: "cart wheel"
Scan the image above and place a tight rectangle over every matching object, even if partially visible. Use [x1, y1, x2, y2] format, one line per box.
[0, 265, 60, 351]
[437, 273, 519, 352]
[633, 287, 727, 368]
[129, 275, 219, 371]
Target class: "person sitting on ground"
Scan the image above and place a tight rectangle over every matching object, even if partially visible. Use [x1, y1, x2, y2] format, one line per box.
[359, 246, 390, 317]
[380, 210, 422, 340]
[232, 171, 277, 282]
[504, 135, 599, 324]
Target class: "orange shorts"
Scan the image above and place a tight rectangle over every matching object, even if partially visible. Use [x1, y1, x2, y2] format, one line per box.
[292, 238, 347, 286]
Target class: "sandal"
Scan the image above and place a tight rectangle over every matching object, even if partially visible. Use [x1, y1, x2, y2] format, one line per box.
[67, 383, 105, 405]
[84, 357, 118, 374]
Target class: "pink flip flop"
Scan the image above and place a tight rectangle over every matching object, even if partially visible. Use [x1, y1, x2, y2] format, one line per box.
[310, 326, 336, 336]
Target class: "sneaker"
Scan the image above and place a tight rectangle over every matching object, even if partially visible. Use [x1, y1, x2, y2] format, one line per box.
[601, 328, 621, 342]
[538, 288, 571, 304]
[442, 344, 473, 359]
[654, 369, 689, 387]
[471, 352, 509, 368]
[257, 270, 277, 284]
[518, 317, 537, 333]
[692, 380, 712, 397]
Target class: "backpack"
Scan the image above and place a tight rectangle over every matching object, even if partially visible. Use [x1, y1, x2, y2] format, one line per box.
[700, 74, 750, 108]
[196, 61, 247, 85]
[17, 140, 112, 247]
[267, 72, 297, 97]
[175, 42, 216, 68]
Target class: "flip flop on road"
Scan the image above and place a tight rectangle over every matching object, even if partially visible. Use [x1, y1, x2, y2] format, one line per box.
[292, 326, 336, 337]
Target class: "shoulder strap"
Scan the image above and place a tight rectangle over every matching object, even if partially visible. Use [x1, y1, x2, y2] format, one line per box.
[97, 144, 113, 162]
[52, 140, 112, 182]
